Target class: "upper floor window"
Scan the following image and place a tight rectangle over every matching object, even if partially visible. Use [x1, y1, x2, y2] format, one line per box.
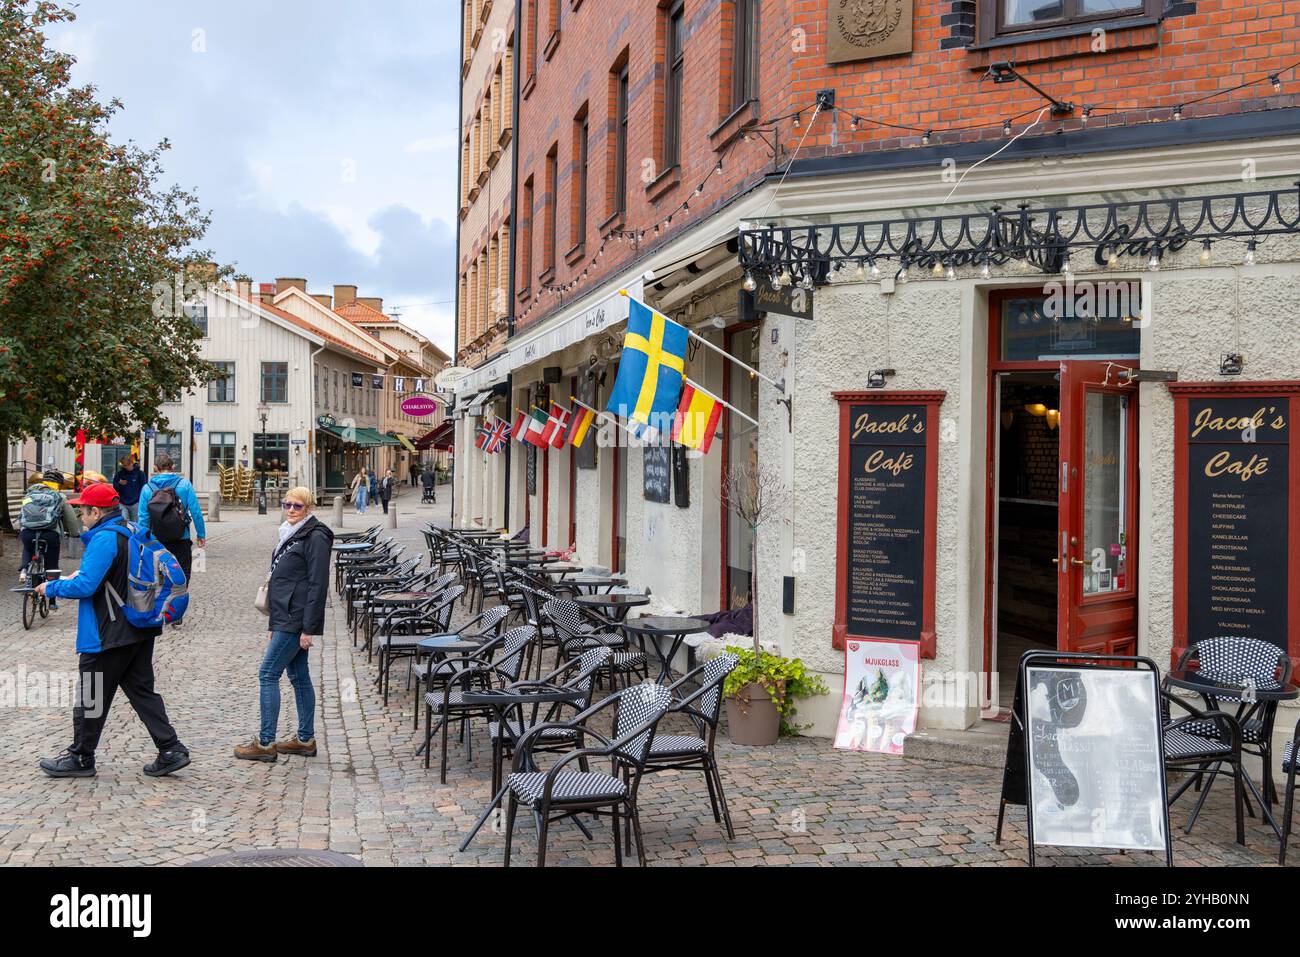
[612, 62, 629, 217]
[572, 107, 589, 249]
[186, 300, 208, 337]
[980, 0, 1159, 42]
[663, 1, 685, 169]
[260, 361, 288, 403]
[208, 361, 236, 403]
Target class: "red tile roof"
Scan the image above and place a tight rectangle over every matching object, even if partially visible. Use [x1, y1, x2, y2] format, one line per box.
[226, 291, 383, 365]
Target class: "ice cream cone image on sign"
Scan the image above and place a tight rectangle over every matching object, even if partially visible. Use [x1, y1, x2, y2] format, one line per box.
[834, 640, 920, 754]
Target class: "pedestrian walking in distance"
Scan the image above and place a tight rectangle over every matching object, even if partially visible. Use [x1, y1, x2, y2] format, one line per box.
[379, 468, 395, 514]
[408, 460, 420, 487]
[35, 482, 190, 779]
[112, 454, 145, 522]
[235, 487, 332, 762]
[350, 466, 369, 514]
[420, 466, 436, 504]
[137, 452, 206, 581]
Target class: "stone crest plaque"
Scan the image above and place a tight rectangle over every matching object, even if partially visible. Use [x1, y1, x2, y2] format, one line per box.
[827, 0, 912, 64]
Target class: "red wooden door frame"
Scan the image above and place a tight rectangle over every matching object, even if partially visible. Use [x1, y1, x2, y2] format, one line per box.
[720, 321, 757, 609]
[568, 375, 577, 549]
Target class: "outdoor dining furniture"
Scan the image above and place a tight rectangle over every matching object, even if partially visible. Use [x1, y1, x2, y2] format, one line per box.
[573, 592, 649, 623]
[374, 583, 463, 704]
[1162, 688, 1246, 844]
[1172, 636, 1293, 806]
[564, 573, 628, 596]
[622, 616, 711, 684]
[410, 604, 511, 727]
[1164, 661, 1297, 844]
[1276, 719, 1300, 863]
[541, 598, 648, 687]
[501, 683, 676, 867]
[423, 626, 537, 783]
[638, 651, 741, 841]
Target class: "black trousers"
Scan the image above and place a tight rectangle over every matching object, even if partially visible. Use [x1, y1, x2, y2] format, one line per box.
[169, 539, 193, 580]
[19, 529, 60, 576]
[71, 638, 180, 758]
[380, 494, 391, 514]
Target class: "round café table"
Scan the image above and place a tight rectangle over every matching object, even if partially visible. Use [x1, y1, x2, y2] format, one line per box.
[455, 684, 587, 853]
[574, 593, 649, 625]
[565, 574, 628, 596]
[332, 541, 374, 552]
[411, 634, 489, 757]
[622, 616, 711, 684]
[1165, 668, 1299, 838]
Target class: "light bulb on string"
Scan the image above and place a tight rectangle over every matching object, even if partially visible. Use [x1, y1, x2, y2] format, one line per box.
[854, 259, 866, 282]
[743, 272, 757, 292]
[1173, 105, 1183, 121]
[921, 130, 932, 146]
[1200, 240, 1212, 265]
[801, 272, 815, 291]
[1081, 107, 1091, 126]
[1003, 119, 1012, 136]
[945, 262, 956, 281]
[776, 266, 791, 287]
[1271, 74, 1283, 94]
[850, 117, 859, 132]
[931, 260, 945, 278]
[1245, 240, 1257, 266]
[870, 259, 881, 280]
[1148, 248, 1162, 272]
[980, 257, 991, 280]
[1060, 253, 1071, 277]
[793, 112, 801, 128]
[897, 261, 909, 284]
[1107, 245, 1119, 267]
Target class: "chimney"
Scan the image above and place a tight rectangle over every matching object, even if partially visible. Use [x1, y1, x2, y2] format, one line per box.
[333, 284, 358, 306]
[275, 277, 307, 295]
[311, 293, 333, 308]
[357, 296, 383, 313]
[234, 278, 252, 300]
[257, 282, 276, 305]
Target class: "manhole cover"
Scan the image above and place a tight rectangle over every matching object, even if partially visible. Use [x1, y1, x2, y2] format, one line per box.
[188, 849, 363, 867]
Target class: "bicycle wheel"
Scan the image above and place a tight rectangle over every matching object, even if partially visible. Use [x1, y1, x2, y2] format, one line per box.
[38, 595, 49, 619]
[22, 592, 35, 630]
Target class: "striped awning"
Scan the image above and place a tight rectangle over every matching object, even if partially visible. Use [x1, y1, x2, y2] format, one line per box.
[392, 432, 418, 452]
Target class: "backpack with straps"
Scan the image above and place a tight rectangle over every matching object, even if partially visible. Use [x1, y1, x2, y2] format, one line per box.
[105, 523, 189, 628]
[21, 486, 63, 531]
[146, 478, 190, 545]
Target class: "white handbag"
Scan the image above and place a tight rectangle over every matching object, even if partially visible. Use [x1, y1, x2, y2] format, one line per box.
[254, 575, 270, 616]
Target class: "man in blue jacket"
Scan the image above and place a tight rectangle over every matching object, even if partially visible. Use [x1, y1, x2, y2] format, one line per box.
[35, 482, 190, 778]
[136, 452, 205, 581]
[112, 454, 145, 521]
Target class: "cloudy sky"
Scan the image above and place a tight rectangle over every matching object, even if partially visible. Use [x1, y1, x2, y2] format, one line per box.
[46, 0, 460, 353]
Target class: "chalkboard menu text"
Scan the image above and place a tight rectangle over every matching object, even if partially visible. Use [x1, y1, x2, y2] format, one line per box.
[643, 446, 671, 503]
[1171, 383, 1300, 666]
[833, 391, 944, 657]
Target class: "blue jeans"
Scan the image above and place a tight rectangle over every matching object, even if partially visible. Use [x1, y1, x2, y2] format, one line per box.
[355, 486, 368, 513]
[259, 630, 315, 745]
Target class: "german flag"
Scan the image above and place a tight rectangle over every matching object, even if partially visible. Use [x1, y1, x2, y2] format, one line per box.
[672, 383, 723, 454]
[566, 405, 596, 448]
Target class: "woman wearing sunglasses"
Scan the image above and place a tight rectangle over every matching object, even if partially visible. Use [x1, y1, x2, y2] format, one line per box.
[235, 487, 334, 763]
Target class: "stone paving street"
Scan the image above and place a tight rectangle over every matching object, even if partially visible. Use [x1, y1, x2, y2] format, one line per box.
[0, 487, 1291, 867]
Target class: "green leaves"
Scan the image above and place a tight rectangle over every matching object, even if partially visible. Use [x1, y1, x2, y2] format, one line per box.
[722, 645, 829, 736]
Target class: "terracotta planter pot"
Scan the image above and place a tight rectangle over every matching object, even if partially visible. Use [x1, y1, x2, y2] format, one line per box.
[725, 681, 781, 746]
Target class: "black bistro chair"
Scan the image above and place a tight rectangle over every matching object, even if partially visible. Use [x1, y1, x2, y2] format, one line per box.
[640, 651, 740, 840]
[1162, 689, 1245, 844]
[374, 583, 464, 705]
[503, 682, 675, 867]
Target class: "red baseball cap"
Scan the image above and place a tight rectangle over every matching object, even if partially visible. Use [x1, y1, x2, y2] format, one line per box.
[68, 483, 120, 508]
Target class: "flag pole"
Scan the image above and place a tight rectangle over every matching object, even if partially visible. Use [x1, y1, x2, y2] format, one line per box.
[682, 378, 759, 428]
[618, 289, 785, 394]
[569, 395, 644, 440]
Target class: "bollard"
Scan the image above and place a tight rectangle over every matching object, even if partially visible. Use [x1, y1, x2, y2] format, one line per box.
[386, 503, 397, 529]
[209, 488, 222, 523]
[332, 494, 344, 527]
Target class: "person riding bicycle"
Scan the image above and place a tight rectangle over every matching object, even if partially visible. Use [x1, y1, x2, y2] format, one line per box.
[18, 470, 81, 610]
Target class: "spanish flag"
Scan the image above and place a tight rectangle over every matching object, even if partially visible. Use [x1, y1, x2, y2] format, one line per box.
[672, 383, 723, 453]
[566, 405, 596, 448]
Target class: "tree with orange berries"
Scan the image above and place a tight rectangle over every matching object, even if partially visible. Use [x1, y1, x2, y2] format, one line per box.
[0, 1, 219, 532]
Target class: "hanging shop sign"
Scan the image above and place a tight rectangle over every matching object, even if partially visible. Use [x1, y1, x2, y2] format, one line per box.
[317, 414, 336, 428]
[643, 446, 671, 503]
[1169, 382, 1300, 665]
[832, 390, 944, 657]
[371, 375, 383, 390]
[400, 395, 441, 418]
[996, 652, 1171, 866]
[833, 638, 919, 755]
[827, 0, 912, 65]
[672, 445, 690, 508]
[740, 284, 812, 322]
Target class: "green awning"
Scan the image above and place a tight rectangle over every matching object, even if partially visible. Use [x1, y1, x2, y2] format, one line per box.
[317, 424, 398, 447]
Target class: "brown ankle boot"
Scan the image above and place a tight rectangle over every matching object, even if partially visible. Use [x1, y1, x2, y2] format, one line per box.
[234, 738, 278, 762]
[275, 736, 317, 757]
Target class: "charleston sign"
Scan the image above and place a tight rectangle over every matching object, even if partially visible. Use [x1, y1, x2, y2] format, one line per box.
[400, 395, 440, 418]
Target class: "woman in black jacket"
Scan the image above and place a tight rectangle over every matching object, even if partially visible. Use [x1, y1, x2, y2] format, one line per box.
[235, 486, 334, 763]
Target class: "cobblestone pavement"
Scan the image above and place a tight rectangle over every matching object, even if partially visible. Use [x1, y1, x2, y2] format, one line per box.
[0, 487, 1291, 866]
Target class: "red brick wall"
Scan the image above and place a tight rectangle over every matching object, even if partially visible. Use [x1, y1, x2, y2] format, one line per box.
[511, 0, 1299, 331]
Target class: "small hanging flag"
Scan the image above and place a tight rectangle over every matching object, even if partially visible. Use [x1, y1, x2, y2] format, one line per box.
[567, 404, 595, 448]
[484, 417, 510, 454]
[475, 422, 492, 450]
[523, 407, 551, 447]
[512, 410, 529, 443]
[672, 383, 724, 454]
[542, 403, 570, 449]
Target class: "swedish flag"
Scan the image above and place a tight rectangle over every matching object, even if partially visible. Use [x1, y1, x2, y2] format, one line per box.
[606, 298, 689, 431]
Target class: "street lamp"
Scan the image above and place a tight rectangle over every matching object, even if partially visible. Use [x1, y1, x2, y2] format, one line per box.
[256, 400, 269, 515]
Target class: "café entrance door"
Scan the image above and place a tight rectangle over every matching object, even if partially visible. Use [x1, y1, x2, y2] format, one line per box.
[985, 290, 1142, 707]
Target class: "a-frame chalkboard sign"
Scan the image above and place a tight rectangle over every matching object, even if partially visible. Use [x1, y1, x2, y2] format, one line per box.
[995, 650, 1173, 866]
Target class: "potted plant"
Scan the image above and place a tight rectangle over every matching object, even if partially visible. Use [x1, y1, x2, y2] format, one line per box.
[722, 645, 828, 745]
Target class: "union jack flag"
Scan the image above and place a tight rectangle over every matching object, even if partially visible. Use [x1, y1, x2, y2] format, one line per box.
[484, 417, 511, 454]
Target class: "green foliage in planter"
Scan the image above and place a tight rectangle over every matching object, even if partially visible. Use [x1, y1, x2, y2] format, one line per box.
[722, 645, 828, 736]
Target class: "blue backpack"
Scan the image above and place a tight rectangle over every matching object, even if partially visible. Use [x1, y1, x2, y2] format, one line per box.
[106, 523, 189, 628]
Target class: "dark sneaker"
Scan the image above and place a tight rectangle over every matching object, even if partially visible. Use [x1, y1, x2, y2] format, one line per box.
[275, 736, 317, 757]
[47, 599, 57, 611]
[233, 739, 278, 763]
[143, 747, 191, 777]
[39, 750, 95, 778]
